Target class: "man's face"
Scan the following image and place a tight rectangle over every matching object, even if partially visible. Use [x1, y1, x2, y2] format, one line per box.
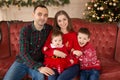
[51, 35, 63, 47]
[77, 32, 90, 47]
[33, 7, 48, 27]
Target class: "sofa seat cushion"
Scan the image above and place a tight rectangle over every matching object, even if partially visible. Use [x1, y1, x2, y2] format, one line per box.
[0, 56, 15, 77]
[73, 58, 120, 80]
[100, 58, 120, 80]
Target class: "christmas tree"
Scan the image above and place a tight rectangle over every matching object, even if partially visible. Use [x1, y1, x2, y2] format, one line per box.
[84, 0, 120, 22]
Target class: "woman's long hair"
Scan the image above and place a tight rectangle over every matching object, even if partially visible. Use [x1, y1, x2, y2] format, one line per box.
[53, 10, 74, 32]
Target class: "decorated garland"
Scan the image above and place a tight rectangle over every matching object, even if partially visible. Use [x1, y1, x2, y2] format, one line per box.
[0, 0, 70, 7]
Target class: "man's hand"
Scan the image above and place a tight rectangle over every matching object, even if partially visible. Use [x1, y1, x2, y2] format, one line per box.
[53, 50, 67, 58]
[38, 67, 55, 76]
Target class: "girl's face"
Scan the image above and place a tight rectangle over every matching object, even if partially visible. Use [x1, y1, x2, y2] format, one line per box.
[51, 35, 63, 47]
[77, 32, 90, 47]
[57, 14, 68, 30]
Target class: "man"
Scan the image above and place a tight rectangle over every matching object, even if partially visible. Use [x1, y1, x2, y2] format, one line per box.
[3, 5, 54, 80]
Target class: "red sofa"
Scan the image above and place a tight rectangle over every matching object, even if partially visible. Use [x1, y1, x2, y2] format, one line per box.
[0, 18, 120, 80]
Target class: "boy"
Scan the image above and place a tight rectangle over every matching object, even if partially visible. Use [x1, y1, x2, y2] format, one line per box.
[73, 28, 101, 80]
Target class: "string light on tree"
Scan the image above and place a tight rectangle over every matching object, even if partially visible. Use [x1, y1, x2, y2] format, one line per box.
[84, 0, 120, 22]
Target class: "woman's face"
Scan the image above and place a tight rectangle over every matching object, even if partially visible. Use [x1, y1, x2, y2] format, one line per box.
[57, 14, 68, 30]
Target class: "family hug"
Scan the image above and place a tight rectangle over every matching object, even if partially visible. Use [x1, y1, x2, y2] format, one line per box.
[3, 4, 101, 80]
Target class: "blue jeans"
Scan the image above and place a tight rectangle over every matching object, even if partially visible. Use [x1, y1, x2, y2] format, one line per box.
[80, 69, 100, 80]
[3, 61, 44, 80]
[48, 64, 80, 80]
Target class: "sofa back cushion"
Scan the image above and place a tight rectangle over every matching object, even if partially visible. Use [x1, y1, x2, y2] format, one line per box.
[115, 26, 120, 62]
[9, 19, 118, 61]
[0, 21, 10, 59]
[9, 21, 31, 56]
[72, 19, 118, 60]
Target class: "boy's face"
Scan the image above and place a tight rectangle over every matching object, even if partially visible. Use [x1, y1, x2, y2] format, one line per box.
[51, 35, 63, 47]
[77, 32, 90, 47]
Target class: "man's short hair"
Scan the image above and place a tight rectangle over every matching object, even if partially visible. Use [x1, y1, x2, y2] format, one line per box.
[34, 5, 48, 12]
[78, 27, 91, 38]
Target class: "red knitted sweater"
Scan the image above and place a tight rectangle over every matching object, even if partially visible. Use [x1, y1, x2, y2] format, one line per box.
[74, 42, 101, 70]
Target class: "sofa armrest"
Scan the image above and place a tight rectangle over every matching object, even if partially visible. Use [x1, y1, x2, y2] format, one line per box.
[115, 26, 120, 63]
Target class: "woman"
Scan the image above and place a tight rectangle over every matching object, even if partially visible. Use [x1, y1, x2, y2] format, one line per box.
[44, 10, 79, 80]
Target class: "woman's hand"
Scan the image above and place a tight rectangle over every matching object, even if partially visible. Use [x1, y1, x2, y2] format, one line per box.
[38, 67, 55, 76]
[53, 50, 67, 58]
[73, 50, 82, 57]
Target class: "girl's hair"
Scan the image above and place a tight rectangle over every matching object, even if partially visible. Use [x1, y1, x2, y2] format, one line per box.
[51, 29, 63, 40]
[53, 10, 74, 32]
[78, 28, 91, 38]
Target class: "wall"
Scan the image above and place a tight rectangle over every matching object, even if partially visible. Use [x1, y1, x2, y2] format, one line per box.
[0, 0, 89, 21]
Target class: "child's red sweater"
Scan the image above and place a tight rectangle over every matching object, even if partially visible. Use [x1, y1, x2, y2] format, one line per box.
[43, 44, 71, 73]
[74, 42, 101, 70]
[43, 32, 78, 73]
[43, 32, 78, 56]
